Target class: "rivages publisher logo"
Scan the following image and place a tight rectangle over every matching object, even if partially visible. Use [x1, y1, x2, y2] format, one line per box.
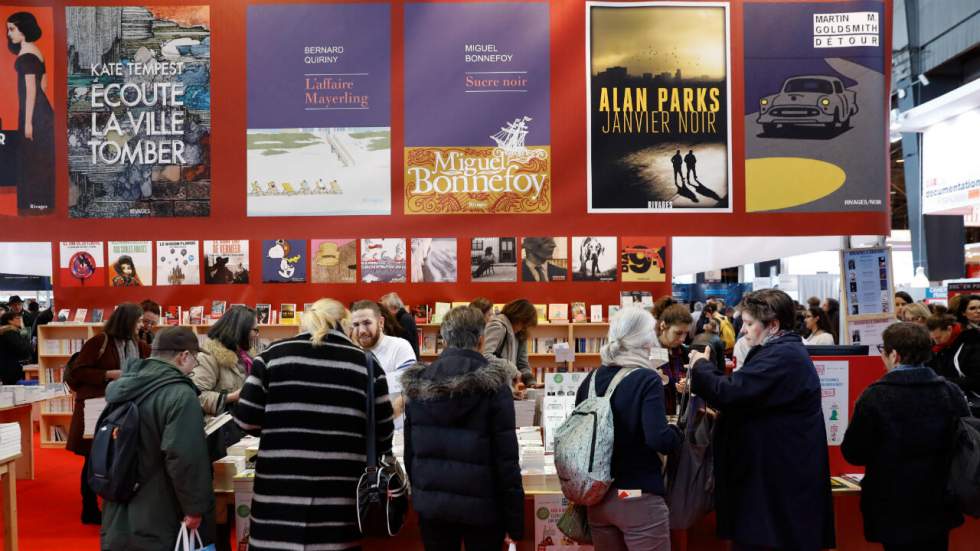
[405, 117, 551, 215]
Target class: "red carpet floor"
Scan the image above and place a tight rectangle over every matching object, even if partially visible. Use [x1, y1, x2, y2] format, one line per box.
[12, 433, 99, 549]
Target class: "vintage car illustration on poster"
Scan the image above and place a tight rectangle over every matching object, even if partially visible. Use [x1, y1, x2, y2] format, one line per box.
[757, 75, 857, 134]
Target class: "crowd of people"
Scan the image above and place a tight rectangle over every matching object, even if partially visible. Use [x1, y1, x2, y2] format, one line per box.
[3, 287, 977, 550]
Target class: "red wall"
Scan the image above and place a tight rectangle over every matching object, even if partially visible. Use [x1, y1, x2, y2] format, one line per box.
[3, 0, 892, 312]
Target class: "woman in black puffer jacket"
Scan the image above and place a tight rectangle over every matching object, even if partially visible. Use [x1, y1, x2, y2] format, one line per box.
[402, 305, 524, 551]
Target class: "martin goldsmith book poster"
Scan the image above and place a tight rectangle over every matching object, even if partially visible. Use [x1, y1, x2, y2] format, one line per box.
[587, 2, 731, 213]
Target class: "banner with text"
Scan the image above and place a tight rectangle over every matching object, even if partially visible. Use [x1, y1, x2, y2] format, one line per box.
[67, 6, 211, 218]
[246, 4, 391, 217]
[744, 1, 887, 213]
[587, 2, 731, 213]
[404, 3, 551, 215]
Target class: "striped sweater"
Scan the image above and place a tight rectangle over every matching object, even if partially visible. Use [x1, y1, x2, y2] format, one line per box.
[234, 330, 395, 551]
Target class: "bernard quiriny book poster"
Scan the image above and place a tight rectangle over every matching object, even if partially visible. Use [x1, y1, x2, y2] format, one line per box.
[587, 2, 731, 213]
[404, 3, 551, 215]
[66, 7, 211, 218]
[246, 4, 391, 217]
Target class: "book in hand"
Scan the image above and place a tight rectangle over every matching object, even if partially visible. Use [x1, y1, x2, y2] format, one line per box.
[91, 309, 105, 323]
[73, 309, 88, 323]
[570, 302, 587, 323]
[205, 412, 234, 437]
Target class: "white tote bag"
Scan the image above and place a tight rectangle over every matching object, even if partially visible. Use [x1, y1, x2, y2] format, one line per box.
[174, 523, 215, 551]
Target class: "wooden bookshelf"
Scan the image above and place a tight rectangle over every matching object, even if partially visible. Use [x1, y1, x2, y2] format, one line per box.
[37, 322, 304, 447]
[417, 321, 611, 376]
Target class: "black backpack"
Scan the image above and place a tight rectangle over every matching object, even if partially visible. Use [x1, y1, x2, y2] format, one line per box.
[87, 378, 182, 502]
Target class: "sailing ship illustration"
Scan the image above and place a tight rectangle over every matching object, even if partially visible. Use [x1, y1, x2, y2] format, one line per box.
[490, 116, 532, 155]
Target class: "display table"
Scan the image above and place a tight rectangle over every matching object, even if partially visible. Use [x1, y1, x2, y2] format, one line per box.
[0, 405, 34, 481]
[0, 454, 20, 551]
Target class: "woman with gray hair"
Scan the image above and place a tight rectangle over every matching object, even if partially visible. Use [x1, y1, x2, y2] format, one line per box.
[401, 306, 525, 550]
[574, 306, 681, 550]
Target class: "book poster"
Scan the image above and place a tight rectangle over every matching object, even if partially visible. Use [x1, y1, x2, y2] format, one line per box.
[361, 238, 406, 283]
[841, 247, 893, 317]
[846, 315, 893, 351]
[66, 7, 211, 218]
[815, 360, 849, 445]
[59, 241, 105, 287]
[411, 238, 457, 283]
[156, 240, 199, 285]
[246, 4, 391, 217]
[620, 237, 667, 282]
[404, 3, 551, 215]
[203, 240, 249, 284]
[470, 237, 517, 282]
[0, 6, 55, 216]
[744, 2, 886, 213]
[533, 496, 593, 550]
[107, 240, 152, 287]
[587, 2, 731, 212]
[310, 239, 357, 283]
[521, 237, 567, 282]
[262, 239, 307, 283]
[571, 236, 617, 282]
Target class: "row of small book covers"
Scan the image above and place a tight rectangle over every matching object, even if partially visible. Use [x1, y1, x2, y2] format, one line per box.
[50, 292, 656, 327]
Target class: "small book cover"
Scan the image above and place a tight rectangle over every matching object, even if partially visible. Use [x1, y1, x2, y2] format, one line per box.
[470, 237, 518, 282]
[432, 302, 451, 324]
[211, 301, 227, 320]
[620, 237, 667, 282]
[280, 304, 297, 325]
[262, 240, 307, 283]
[493, 303, 504, 315]
[73, 309, 88, 323]
[570, 302, 587, 323]
[521, 237, 568, 282]
[572, 236, 617, 281]
[535, 304, 547, 323]
[181, 311, 190, 325]
[310, 239, 357, 283]
[590, 304, 603, 323]
[91, 309, 105, 323]
[156, 241, 201, 286]
[203, 240, 250, 284]
[422, 334, 437, 355]
[361, 238, 406, 283]
[255, 304, 272, 325]
[412, 304, 430, 324]
[548, 303, 568, 322]
[411, 238, 458, 283]
[56, 309, 71, 322]
[59, 241, 106, 287]
[164, 306, 181, 326]
[107, 241, 153, 287]
[620, 291, 654, 309]
[189, 306, 205, 325]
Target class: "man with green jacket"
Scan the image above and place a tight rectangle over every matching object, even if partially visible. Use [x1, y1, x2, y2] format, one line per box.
[101, 327, 215, 550]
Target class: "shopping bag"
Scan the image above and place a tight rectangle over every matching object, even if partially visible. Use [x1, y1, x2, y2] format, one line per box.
[174, 523, 217, 551]
[665, 373, 716, 530]
[556, 503, 592, 544]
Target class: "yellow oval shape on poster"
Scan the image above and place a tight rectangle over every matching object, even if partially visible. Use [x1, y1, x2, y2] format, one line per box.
[746, 157, 846, 212]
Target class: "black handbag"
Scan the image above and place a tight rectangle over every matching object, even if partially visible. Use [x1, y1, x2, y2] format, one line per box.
[356, 352, 409, 537]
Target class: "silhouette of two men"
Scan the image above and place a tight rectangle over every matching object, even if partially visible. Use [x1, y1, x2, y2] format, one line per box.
[671, 149, 699, 186]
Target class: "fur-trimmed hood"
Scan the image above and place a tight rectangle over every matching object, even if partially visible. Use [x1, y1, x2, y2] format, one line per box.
[201, 338, 239, 370]
[402, 348, 514, 401]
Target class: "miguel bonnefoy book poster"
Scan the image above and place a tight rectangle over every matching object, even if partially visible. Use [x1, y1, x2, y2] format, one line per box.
[587, 2, 731, 213]
[66, 6, 211, 218]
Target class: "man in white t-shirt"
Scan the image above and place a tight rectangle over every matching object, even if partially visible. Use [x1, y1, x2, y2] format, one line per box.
[350, 300, 417, 430]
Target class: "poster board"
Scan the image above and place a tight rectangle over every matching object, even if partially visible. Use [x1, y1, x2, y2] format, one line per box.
[840, 246, 895, 347]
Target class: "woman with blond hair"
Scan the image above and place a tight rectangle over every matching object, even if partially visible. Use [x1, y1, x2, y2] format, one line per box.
[234, 298, 395, 551]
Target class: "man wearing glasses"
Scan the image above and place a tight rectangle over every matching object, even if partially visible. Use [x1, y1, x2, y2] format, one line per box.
[138, 299, 161, 347]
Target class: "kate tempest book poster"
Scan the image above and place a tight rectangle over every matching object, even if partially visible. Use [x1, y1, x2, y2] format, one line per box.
[587, 2, 731, 213]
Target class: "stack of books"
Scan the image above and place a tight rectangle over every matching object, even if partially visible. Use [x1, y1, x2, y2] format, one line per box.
[514, 399, 536, 428]
[0, 423, 21, 461]
[83, 397, 107, 437]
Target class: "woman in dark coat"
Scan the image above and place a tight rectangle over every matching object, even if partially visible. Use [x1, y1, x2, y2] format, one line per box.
[842, 322, 969, 551]
[66, 302, 150, 524]
[690, 289, 835, 551]
[402, 305, 524, 550]
[927, 314, 980, 415]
